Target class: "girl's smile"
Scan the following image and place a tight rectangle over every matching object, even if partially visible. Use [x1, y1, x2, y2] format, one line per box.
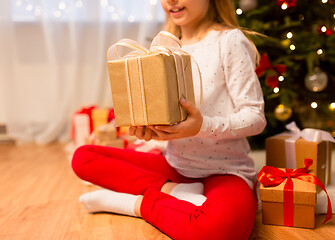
[169, 6, 185, 18]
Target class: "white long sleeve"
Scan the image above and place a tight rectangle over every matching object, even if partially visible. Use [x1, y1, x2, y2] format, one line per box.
[165, 29, 266, 188]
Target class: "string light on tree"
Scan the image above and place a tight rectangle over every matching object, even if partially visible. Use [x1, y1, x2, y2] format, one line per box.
[290, 44, 296, 50]
[236, 8, 243, 15]
[278, 76, 284, 81]
[329, 102, 335, 111]
[273, 87, 280, 93]
[317, 49, 323, 55]
[311, 102, 318, 109]
[321, 0, 328, 3]
[276, 0, 297, 10]
[286, 32, 293, 38]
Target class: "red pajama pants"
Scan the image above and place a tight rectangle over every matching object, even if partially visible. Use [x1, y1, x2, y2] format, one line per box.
[72, 145, 257, 240]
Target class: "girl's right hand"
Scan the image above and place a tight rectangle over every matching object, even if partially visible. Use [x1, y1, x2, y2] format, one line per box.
[129, 126, 157, 141]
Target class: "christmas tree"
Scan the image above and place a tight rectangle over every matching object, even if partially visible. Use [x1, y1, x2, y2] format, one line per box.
[236, 0, 335, 148]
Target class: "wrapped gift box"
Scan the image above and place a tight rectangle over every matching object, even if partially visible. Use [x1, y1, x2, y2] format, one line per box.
[266, 135, 332, 187]
[107, 31, 195, 127]
[108, 54, 195, 126]
[95, 124, 117, 142]
[92, 108, 111, 131]
[96, 138, 127, 149]
[260, 172, 317, 229]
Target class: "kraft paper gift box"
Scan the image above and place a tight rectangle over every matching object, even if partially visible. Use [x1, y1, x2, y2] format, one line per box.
[107, 31, 195, 127]
[258, 159, 333, 229]
[96, 139, 127, 149]
[260, 174, 317, 229]
[266, 122, 334, 186]
[95, 124, 117, 142]
[92, 108, 111, 131]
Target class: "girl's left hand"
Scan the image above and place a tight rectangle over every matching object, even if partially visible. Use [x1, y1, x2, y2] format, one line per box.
[148, 98, 203, 141]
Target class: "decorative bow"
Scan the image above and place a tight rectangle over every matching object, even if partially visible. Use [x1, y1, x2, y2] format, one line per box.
[258, 159, 332, 227]
[107, 31, 184, 61]
[256, 53, 286, 88]
[280, 122, 335, 184]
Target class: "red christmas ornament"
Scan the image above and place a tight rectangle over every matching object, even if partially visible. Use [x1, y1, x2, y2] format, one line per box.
[266, 76, 280, 88]
[256, 54, 286, 89]
[276, 0, 297, 8]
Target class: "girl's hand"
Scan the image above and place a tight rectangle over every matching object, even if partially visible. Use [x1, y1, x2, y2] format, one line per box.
[148, 98, 203, 141]
[129, 126, 157, 141]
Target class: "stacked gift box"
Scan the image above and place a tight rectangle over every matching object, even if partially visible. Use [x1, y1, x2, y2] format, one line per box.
[259, 122, 334, 229]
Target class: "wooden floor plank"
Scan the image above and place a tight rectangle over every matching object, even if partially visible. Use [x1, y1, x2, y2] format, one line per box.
[0, 144, 334, 239]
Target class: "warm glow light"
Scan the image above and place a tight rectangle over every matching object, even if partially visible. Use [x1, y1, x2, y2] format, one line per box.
[278, 76, 284, 81]
[273, 87, 280, 93]
[26, 4, 33, 11]
[236, 8, 243, 15]
[53, 10, 62, 18]
[128, 15, 135, 22]
[330, 102, 335, 110]
[15, 0, 22, 7]
[290, 44, 296, 50]
[59, 2, 66, 10]
[311, 102, 318, 109]
[287, 32, 293, 39]
[34, 6, 42, 16]
[321, 26, 327, 32]
[108, 6, 115, 12]
[322, 0, 328, 3]
[317, 49, 323, 55]
[76, 1, 83, 8]
[101, 0, 108, 8]
[281, 3, 288, 10]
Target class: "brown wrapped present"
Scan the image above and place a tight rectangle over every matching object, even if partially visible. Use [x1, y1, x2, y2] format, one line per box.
[107, 31, 195, 127]
[260, 174, 316, 228]
[92, 108, 110, 131]
[266, 122, 334, 186]
[258, 159, 332, 229]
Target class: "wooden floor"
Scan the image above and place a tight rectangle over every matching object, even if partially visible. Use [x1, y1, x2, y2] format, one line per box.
[0, 143, 334, 240]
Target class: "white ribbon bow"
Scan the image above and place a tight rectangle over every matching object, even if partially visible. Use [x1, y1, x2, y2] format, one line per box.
[282, 121, 335, 185]
[107, 31, 184, 61]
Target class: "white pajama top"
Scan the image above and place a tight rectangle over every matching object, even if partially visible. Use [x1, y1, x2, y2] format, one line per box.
[165, 29, 267, 188]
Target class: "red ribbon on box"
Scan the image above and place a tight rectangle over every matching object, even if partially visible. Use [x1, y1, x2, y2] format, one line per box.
[258, 159, 332, 226]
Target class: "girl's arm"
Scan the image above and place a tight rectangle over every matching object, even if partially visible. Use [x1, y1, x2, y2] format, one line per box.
[196, 29, 266, 140]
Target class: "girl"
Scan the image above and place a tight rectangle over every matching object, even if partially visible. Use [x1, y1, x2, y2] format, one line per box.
[72, 0, 266, 239]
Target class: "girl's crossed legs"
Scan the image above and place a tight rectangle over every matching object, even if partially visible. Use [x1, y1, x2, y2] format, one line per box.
[72, 145, 257, 240]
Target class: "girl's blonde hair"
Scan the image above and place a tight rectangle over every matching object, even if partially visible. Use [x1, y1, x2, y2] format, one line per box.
[163, 0, 261, 63]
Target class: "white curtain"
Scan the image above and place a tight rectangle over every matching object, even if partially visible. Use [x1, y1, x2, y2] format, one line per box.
[0, 0, 165, 144]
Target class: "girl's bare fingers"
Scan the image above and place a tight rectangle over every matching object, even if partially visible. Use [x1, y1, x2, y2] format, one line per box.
[149, 126, 171, 141]
[134, 126, 145, 139]
[129, 126, 136, 136]
[143, 127, 152, 141]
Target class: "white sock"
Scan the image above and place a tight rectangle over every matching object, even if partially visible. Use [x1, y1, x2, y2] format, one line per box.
[79, 189, 140, 217]
[170, 183, 207, 206]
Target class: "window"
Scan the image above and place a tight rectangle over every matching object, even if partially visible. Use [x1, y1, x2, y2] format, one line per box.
[11, 0, 165, 22]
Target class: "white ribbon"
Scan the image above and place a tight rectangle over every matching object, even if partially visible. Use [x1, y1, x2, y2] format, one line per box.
[280, 122, 335, 184]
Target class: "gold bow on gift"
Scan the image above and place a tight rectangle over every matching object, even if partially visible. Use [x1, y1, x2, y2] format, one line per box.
[107, 31, 202, 126]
